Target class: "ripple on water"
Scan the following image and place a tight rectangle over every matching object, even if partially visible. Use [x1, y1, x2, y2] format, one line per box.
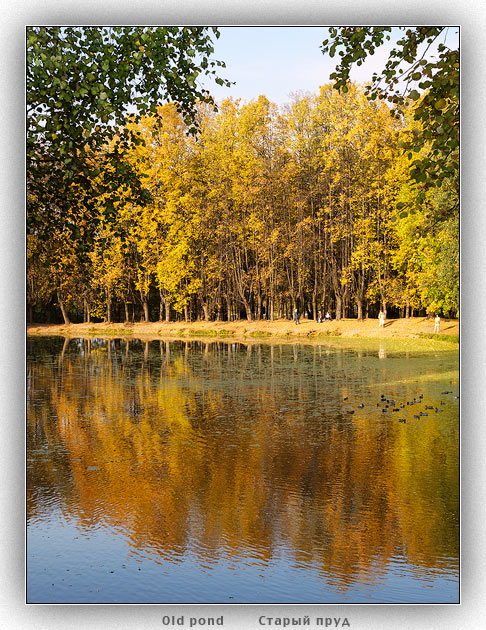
[27, 337, 459, 603]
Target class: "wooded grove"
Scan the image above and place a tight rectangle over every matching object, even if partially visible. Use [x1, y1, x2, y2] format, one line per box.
[27, 84, 459, 324]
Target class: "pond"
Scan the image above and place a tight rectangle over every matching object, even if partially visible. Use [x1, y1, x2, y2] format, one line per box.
[26, 336, 459, 604]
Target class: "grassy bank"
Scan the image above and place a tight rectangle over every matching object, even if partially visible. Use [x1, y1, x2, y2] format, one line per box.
[27, 317, 459, 349]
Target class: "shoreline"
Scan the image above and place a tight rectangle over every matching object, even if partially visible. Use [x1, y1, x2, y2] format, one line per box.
[27, 317, 459, 346]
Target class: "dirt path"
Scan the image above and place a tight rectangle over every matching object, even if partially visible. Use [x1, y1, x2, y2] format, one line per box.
[27, 316, 459, 342]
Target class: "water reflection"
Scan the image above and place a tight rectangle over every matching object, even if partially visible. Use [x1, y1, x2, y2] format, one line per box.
[27, 337, 459, 603]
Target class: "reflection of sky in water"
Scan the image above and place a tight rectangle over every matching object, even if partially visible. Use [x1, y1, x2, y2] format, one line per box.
[28, 517, 458, 604]
[27, 337, 459, 603]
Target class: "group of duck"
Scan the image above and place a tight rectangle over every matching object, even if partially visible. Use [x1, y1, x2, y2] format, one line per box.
[343, 391, 459, 423]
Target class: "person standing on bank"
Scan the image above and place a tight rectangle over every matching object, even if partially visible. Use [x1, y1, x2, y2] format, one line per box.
[317, 310, 322, 323]
[434, 314, 440, 333]
[325, 311, 331, 322]
[378, 310, 385, 327]
[294, 308, 299, 325]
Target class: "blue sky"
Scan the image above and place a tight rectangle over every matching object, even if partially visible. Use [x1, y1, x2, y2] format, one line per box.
[200, 26, 459, 106]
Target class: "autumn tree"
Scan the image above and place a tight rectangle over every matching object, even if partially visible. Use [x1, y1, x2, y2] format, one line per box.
[27, 26, 231, 224]
[27, 85, 457, 323]
[321, 27, 459, 212]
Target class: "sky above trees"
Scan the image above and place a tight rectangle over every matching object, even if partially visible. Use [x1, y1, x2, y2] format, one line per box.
[200, 26, 459, 105]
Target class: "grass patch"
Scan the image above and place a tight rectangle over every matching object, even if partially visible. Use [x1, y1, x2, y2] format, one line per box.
[249, 330, 272, 338]
[87, 327, 133, 336]
[191, 329, 235, 337]
[323, 335, 459, 353]
[178, 329, 186, 337]
[418, 333, 459, 343]
[309, 329, 342, 338]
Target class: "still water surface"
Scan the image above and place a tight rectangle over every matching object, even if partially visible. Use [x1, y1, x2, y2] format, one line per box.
[27, 336, 459, 603]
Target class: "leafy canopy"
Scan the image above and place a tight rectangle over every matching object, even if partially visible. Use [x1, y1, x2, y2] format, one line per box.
[321, 27, 459, 208]
[27, 26, 231, 232]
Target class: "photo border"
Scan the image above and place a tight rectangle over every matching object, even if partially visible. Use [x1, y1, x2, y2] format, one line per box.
[3, 1, 484, 628]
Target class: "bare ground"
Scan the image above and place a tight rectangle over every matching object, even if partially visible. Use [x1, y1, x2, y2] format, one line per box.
[27, 316, 459, 342]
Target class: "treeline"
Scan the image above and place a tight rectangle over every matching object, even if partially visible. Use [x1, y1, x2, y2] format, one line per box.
[27, 84, 458, 324]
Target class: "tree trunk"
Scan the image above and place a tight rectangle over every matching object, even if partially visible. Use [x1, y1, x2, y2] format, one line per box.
[242, 299, 252, 321]
[106, 296, 111, 323]
[57, 290, 70, 325]
[165, 301, 170, 322]
[335, 294, 342, 321]
[226, 298, 232, 322]
[84, 299, 91, 323]
[202, 303, 210, 321]
[184, 304, 189, 322]
[357, 297, 364, 322]
[256, 293, 262, 320]
[142, 299, 149, 322]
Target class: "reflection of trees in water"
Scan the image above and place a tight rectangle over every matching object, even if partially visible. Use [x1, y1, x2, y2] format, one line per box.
[27, 338, 459, 588]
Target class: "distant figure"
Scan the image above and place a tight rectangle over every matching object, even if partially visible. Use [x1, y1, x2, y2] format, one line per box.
[294, 308, 299, 325]
[325, 311, 331, 322]
[378, 310, 385, 327]
[317, 310, 322, 323]
[434, 314, 440, 333]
